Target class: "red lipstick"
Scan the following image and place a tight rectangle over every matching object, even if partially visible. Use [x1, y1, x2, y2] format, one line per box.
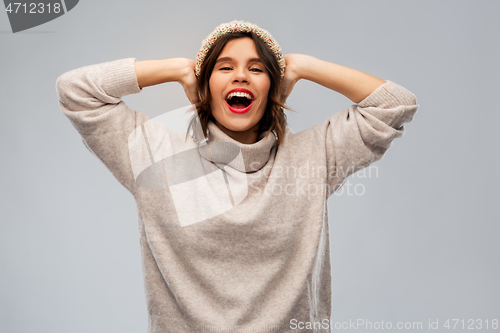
[225, 88, 254, 114]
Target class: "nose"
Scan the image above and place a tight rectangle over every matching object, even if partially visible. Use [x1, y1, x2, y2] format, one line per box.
[232, 66, 249, 84]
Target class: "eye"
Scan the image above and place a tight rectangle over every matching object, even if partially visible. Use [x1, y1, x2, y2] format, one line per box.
[219, 67, 232, 71]
[250, 68, 263, 72]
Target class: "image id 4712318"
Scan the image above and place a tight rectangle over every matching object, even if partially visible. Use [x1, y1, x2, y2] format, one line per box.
[3, 0, 79, 33]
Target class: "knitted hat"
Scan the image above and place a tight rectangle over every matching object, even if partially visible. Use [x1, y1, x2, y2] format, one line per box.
[195, 20, 286, 78]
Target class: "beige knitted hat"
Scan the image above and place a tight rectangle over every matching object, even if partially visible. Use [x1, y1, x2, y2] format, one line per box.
[195, 20, 286, 78]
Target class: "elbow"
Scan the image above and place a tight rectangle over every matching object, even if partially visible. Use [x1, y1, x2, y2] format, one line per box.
[402, 102, 419, 124]
[55, 72, 73, 104]
[56, 69, 85, 108]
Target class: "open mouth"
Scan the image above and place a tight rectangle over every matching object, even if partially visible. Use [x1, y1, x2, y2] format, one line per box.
[225, 91, 254, 113]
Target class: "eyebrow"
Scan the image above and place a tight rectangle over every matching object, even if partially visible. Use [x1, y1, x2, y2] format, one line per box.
[215, 57, 263, 64]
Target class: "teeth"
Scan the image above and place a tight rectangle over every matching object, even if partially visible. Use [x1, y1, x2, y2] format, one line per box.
[226, 92, 252, 100]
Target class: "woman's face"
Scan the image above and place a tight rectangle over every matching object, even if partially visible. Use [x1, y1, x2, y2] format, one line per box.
[209, 37, 271, 144]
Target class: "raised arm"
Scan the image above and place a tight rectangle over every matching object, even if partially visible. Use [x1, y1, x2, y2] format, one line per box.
[281, 54, 419, 197]
[135, 58, 198, 104]
[55, 58, 198, 195]
[281, 54, 386, 103]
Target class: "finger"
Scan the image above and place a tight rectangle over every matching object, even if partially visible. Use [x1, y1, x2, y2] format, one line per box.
[189, 91, 199, 105]
[280, 83, 291, 104]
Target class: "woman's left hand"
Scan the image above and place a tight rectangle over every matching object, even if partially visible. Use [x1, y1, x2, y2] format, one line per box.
[280, 54, 304, 104]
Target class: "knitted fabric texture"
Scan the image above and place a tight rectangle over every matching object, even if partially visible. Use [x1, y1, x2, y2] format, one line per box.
[195, 20, 286, 78]
[56, 58, 419, 333]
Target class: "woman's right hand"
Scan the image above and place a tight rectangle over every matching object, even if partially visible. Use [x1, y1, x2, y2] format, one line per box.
[178, 59, 199, 105]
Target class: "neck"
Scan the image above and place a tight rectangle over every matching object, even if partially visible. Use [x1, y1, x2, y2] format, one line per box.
[200, 120, 278, 173]
[214, 120, 260, 144]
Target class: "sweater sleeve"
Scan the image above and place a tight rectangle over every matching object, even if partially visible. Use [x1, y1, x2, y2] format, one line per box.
[55, 58, 148, 196]
[325, 80, 419, 197]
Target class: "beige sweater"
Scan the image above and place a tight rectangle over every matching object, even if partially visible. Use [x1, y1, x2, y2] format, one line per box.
[56, 58, 419, 332]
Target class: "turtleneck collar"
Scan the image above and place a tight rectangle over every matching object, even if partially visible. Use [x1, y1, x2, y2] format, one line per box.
[197, 120, 277, 173]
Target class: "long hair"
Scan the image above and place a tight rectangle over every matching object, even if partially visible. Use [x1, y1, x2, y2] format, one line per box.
[187, 31, 293, 145]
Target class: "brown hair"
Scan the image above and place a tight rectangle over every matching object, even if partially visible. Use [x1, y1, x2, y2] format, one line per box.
[187, 31, 293, 145]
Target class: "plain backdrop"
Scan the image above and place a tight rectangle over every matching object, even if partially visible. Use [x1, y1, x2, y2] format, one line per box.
[1, 0, 499, 332]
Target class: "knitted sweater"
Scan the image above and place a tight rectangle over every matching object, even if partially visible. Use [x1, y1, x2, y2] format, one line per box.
[55, 58, 419, 333]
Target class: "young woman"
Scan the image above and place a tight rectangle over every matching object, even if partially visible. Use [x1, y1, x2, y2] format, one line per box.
[56, 20, 418, 333]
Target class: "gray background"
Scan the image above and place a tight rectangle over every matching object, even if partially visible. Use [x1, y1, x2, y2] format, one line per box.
[1, 0, 499, 332]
